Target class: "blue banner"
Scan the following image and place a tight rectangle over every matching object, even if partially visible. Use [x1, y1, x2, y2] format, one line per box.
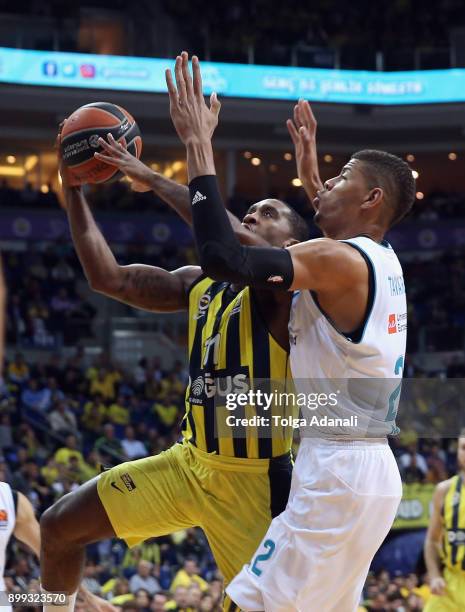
[1, 46, 465, 105]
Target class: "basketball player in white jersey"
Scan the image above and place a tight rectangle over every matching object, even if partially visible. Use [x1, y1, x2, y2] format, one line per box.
[166, 52, 415, 611]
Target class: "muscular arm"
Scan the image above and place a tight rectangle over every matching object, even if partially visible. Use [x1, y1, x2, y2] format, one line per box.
[188, 167, 365, 294]
[64, 185, 200, 312]
[424, 481, 448, 584]
[14, 491, 40, 557]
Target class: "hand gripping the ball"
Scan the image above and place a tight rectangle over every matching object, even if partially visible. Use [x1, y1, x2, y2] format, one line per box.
[94, 134, 154, 192]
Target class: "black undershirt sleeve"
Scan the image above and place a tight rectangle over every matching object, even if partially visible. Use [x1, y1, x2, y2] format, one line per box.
[190, 175, 294, 290]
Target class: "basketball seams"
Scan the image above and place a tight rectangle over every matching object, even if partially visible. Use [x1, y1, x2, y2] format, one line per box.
[61, 102, 141, 184]
[61, 109, 122, 137]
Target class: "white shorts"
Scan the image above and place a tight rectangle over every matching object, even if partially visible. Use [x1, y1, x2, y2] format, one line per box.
[226, 438, 402, 612]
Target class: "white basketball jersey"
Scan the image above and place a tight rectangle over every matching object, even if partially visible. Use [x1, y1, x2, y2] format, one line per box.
[0, 482, 16, 590]
[289, 236, 407, 437]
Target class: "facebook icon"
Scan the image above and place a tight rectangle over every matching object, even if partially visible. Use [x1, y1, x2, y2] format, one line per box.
[43, 61, 58, 77]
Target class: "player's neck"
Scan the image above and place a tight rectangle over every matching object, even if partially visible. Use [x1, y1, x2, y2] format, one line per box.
[328, 222, 385, 243]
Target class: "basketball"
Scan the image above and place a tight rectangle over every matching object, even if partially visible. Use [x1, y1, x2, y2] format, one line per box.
[60, 102, 142, 184]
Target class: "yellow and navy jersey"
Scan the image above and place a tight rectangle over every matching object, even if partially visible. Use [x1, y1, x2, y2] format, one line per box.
[442, 475, 465, 571]
[183, 276, 293, 460]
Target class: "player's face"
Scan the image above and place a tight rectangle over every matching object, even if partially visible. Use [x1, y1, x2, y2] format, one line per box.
[242, 199, 295, 247]
[457, 437, 465, 470]
[313, 159, 371, 237]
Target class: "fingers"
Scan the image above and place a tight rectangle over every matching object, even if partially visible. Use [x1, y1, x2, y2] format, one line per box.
[181, 51, 195, 100]
[210, 91, 221, 117]
[299, 125, 311, 147]
[299, 99, 317, 130]
[93, 152, 119, 167]
[97, 135, 123, 157]
[174, 55, 187, 105]
[192, 55, 203, 99]
[286, 118, 299, 146]
[293, 104, 303, 129]
[165, 68, 180, 109]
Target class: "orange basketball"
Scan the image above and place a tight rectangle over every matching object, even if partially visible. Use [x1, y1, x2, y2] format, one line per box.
[60, 102, 142, 184]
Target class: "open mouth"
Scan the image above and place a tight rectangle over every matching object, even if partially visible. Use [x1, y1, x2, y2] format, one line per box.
[242, 223, 255, 233]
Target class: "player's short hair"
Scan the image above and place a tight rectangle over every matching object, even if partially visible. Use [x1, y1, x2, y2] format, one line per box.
[274, 199, 309, 242]
[351, 150, 416, 228]
[459, 428, 465, 440]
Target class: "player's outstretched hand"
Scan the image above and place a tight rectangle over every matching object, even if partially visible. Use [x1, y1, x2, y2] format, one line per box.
[94, 134, 153, 192]
[165, 51, 220, 146]
[287, 100, 323, 206]
[430, 576, 447, 596]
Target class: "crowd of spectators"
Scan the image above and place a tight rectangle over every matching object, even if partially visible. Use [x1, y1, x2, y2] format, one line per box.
[162, 0, 464, 68]
[5, 0, 463, 69]
[2, 347, 462, 610]
[2, 349, 223, 610]
[3, 245, 96, 348]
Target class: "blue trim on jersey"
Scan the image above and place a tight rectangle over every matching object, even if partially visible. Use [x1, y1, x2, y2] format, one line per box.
[341, 241, 377, 344]
[308, 240, 376, 344]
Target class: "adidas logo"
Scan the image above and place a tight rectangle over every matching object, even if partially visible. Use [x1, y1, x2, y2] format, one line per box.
[192, 191, 207, 205]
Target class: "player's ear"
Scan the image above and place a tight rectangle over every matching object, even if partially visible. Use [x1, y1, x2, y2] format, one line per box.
[361, 187, 383, 211]
[283, 238, 299, 248]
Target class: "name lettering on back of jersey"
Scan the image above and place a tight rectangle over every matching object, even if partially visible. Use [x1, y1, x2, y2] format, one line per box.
[388, 275, 406, 296]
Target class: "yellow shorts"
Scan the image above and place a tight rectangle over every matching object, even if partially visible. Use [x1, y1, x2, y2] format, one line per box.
[97, 441, 292, 586]
[424, 568, 465, 612]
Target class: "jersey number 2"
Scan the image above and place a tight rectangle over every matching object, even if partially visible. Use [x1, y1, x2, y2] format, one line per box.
[251, 539, 275, 577]
[386, 355, 404, 427]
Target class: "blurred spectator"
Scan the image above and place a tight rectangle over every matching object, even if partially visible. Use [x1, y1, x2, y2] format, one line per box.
[107, 394, 130, 426]
[171, 559, 208, 593]
[7, 352, 29, 384]
[129, 561, 161, 596]
[81, 394, 107, 433]
[121, 426, 148, 459]
[48, 399, 78, 436]
[21, 379, 49, 413]
[90, 368, 118, 400]
[94, 423, 125, 460]
[153, 396, 180, 434]
[54, 434, 85, 467]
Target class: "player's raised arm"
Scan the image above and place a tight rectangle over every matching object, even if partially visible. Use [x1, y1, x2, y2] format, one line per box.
[94, 135, 268, 247]
[287, 99, 324, 211]
[57, 134, 200, 312]
[166, 53, 365, 294]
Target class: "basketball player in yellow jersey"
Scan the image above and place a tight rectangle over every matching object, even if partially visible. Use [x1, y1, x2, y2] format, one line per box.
[40, 126, 313, 612]
[424, 433, 465, 611]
